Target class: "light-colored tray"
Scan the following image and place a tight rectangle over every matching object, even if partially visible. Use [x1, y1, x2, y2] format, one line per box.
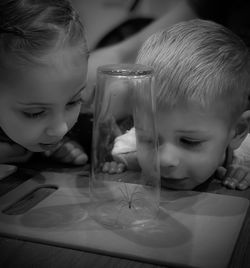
[0, 171, 248, 268]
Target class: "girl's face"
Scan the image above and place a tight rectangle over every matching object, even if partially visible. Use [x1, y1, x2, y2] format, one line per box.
[0, 46, 88, 152]
[137, 102, 235, 190]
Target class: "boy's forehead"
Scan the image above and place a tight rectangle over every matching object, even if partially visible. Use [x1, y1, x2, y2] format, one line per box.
[157, 100, 231, 127]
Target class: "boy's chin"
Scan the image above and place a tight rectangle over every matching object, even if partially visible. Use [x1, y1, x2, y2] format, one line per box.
[161, 177, 200, 190]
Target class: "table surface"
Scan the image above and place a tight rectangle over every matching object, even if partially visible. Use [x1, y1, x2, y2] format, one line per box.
[0, 165, 250, 268]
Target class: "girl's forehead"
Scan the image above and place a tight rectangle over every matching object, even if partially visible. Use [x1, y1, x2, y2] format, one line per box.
[0, 44, 87, 82]
[41, 45, 87, 67]
[0, 49, 87, 102]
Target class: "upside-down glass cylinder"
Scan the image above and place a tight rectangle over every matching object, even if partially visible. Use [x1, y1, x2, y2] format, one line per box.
[90, 64, 160, 228]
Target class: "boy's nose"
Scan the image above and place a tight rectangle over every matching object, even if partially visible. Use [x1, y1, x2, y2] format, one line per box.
[159, 143, 180, 169]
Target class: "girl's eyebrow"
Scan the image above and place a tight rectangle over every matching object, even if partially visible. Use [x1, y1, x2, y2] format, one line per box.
[71, 85, 86, 99]
[17, 85, 86, 106]
[17, 101, 51, 106]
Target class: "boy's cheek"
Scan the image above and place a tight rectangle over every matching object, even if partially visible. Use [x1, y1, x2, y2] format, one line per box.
[160, 164, 214, 190]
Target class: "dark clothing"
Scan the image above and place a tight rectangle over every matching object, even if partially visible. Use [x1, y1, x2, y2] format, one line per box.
[0, 127, 16, 143]
[189, 0, 250, 50]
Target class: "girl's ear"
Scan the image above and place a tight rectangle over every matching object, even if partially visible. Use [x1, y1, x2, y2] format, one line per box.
[230, 110, 250, 150]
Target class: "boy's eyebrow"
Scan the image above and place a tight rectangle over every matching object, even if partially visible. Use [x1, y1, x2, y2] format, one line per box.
[177, 130, 209, 135]
[17, 85, 86, 106]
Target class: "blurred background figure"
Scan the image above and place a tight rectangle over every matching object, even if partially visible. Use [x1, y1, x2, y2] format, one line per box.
[71, 0, 250, 112]
[72, 0, 197, 112]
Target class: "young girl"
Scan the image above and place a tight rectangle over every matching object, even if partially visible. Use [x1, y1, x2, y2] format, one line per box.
[0, 0, 89, 165]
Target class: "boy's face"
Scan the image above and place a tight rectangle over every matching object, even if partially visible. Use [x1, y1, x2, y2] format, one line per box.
[0, 46, 88, 152]
[142, 103, 233, 190]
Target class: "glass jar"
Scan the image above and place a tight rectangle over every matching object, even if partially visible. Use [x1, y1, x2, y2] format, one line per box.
[90, 64, 160, 228]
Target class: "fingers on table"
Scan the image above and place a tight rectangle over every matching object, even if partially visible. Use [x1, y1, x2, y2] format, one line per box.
[102, 161, 126, 174]
[46, 141, 88, 165]
[223, 165, 250, 190]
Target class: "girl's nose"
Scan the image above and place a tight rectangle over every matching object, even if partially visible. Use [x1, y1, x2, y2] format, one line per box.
[159, 143, 180, 169]
[46, 119, 69, 138]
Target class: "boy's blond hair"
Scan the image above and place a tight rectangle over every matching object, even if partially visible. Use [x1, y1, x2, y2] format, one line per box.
[136, 19, 250, 121]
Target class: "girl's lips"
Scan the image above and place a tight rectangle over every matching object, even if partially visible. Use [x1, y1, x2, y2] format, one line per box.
[39, 142, 61, 151]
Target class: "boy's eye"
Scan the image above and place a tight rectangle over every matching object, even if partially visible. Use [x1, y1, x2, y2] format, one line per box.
[180, 138, 203, 147]
[137, 134, 154, 145]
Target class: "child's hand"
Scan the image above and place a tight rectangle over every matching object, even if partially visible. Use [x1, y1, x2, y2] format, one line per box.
[44, 138, 88, 165]
[0, 142, 32, 164]
[101, 152, 139, 174]
[102, 161, 126, 174]
[221, 165, 250, 190]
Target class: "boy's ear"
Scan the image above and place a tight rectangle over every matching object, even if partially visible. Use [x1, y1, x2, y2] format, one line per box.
[229, 110, 250, 150]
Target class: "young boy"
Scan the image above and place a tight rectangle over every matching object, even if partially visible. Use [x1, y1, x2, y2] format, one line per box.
[105, 19, 250, 191]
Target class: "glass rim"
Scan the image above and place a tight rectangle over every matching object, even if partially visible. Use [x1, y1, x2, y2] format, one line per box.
[97, 63, 154, 77]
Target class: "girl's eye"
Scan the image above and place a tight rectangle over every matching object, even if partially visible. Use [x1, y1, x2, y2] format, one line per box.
[23, 111, 45, 119]
[67, 98, 83, 108]
[180, 138, 203, 147]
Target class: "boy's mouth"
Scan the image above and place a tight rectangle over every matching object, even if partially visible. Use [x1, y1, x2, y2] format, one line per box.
[161, 176, 188, 181]
[161, 177, 190, 189]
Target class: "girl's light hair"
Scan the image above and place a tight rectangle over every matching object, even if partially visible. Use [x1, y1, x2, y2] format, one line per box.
[136, 19, 250, 119]
[0, 0, 88, 70]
